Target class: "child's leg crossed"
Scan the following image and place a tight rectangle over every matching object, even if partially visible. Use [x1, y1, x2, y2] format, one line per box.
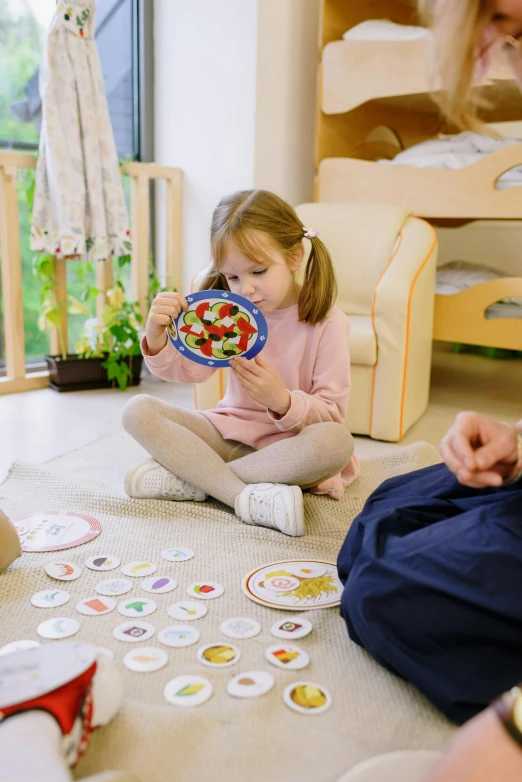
[122, 395, 312, 536]
[122, 395, 250, 507]
[229, 422, 353, 488]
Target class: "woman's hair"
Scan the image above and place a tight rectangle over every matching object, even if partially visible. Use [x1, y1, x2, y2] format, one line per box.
[419, 0, 494, 130]
[198, 189, 337, 326]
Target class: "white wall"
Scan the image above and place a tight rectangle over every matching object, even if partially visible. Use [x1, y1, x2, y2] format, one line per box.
[254, 0, 320, 204]
[154, 0, 321, 292]
[154, 0, 258, 291]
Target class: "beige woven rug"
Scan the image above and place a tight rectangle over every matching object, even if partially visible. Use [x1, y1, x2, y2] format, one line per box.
[0, 434, 454, 782]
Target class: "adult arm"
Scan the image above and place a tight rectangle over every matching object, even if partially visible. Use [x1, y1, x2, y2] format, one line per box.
[0, 510, 21, 572]
[439, 412, 521, 488]
[424, 706, 522, 782]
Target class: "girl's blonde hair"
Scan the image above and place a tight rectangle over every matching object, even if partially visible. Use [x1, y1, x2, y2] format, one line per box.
[198, 189, 337, 326]
[419, 0, 494, 130]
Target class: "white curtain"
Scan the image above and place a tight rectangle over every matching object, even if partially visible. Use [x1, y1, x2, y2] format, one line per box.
[31, 1, 131, 262]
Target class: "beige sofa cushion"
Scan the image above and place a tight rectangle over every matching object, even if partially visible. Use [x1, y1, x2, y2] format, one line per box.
[296, 203, 411, 316]
[347, 315, 376, 366]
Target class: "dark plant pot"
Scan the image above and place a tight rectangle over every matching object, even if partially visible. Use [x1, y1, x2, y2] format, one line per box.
[45, 354, 143, 392]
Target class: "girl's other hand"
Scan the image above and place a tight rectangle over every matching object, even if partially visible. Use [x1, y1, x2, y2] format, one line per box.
[440, 411, 519, 488]
[145, 292, 189, 356]
[230, 355, 291, 415]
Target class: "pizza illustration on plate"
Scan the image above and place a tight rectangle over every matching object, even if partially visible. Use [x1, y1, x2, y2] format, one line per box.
[167, 290, 268, 367]
[241, 560, 343, 611]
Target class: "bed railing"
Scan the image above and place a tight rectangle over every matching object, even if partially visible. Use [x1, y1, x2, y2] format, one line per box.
[0, 150, 182, 395]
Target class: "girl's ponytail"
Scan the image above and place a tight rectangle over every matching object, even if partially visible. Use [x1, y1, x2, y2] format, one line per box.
[298, 235, 337, 326]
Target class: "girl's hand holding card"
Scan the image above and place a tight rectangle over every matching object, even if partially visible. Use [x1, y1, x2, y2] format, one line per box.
[146, 292, 189, 355]
[230, 355, 290, 416]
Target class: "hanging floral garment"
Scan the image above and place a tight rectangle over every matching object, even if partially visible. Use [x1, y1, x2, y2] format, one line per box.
[31, 1, 131, 262]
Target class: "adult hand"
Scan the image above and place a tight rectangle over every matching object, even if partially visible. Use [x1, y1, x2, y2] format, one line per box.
[423, 707, 522, 782]
[230, 355, 291, 415]
[145, 292, 189, 356]
[440, 411, 519, 488]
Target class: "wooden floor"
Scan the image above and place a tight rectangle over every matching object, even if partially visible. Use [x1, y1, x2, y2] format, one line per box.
[1, 344, 521, 479]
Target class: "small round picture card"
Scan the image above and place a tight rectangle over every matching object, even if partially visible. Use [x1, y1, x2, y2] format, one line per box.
[140, 576, 177, 595]
[30, 590, 70, 609]
[167, 290, 268, 367]
[0, 640, 41, 658]
[164, 675, 213, 708]
[227, 671, 275, 699]
[76, 597, 116, 616]
[123, 646, 168, 673]
[186, 581, 224, 600]
[121, 561, 157, 578]
[158, 625, 200, 648]
[37, 617, 80, 640]
[117, 598, 157, 618]
[45, 561, 82, 581]
[85, 555, 120, 572]
[161, 547, 194, 562]
[271, 618, 313, 641]
[220, 617, 261, 640]
[14, 512, 101, 552]
[265, 644, 310, 670]
[168, 601, 207, 622]
[282, 682, 332, 715]
[0, 643, 96, 709]
[242, 560, 343, 611]
[95, 578, 133, 596]
[113, 621, 156, 644]
[197, 643, 240, 669]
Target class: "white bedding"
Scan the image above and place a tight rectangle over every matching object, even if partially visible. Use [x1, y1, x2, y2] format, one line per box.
[342, 19, 431, 42]
[436, 261, 522, 319]
[379, 131, 522, 188]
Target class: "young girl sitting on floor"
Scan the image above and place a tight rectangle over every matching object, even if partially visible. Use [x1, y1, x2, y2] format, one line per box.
[122, 189, 358, 536]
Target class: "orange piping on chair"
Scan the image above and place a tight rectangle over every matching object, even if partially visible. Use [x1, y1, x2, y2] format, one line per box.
[218, 368, 224, 401]
[399, 223, 438, 439]
[368, 232, 404, 437]
[193, 383, 199, 410]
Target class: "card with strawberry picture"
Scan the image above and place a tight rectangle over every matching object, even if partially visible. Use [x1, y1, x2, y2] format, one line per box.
[167, 290, 268, 366]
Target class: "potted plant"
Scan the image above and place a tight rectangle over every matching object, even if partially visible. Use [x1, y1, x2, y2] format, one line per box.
[35, 253, 145, 391]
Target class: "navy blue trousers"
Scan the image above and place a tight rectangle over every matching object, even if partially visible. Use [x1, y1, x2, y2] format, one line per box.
[338, 462, 522, 725]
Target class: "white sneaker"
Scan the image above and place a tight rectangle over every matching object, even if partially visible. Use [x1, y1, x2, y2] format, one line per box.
[235, 483, 304, 537]
[124, 458, 206, 501]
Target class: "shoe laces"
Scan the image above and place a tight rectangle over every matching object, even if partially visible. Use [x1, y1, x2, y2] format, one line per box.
[250, 492, 272, 523]
[163, 472, 195, 498]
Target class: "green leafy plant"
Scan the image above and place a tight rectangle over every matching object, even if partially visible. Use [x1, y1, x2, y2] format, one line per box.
[28, 156, 175, 390]
[73, 276, 144, 391]
[34, 250, 175, 390]
[33, 251, 93, 360]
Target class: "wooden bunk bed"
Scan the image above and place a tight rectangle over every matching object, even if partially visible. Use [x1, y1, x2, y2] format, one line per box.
[315, 0, 522, 352]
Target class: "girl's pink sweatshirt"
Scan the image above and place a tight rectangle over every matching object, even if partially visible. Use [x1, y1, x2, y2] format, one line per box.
[142, 302, 360, 499]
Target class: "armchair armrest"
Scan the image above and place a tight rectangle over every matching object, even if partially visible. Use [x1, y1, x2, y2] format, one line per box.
[371, 217, 438, 441]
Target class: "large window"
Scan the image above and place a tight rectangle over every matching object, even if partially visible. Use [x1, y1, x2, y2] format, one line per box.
[0, 0, 150, 372]
[0, 0, 140, 158]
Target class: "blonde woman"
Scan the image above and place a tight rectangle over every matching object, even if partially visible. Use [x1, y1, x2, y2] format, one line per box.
[337, 3, 522, 781]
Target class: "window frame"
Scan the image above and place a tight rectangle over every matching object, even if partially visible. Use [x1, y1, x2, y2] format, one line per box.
[0, 0, 152, 162]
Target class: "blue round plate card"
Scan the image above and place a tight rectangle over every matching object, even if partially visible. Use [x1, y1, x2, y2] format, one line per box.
[167, 290, 268, 367]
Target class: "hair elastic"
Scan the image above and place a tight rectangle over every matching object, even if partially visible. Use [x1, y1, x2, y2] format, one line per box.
[302, 226, 318, 239]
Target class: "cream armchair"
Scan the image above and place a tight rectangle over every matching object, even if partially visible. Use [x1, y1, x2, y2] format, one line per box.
[192, 204, 438, 442]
